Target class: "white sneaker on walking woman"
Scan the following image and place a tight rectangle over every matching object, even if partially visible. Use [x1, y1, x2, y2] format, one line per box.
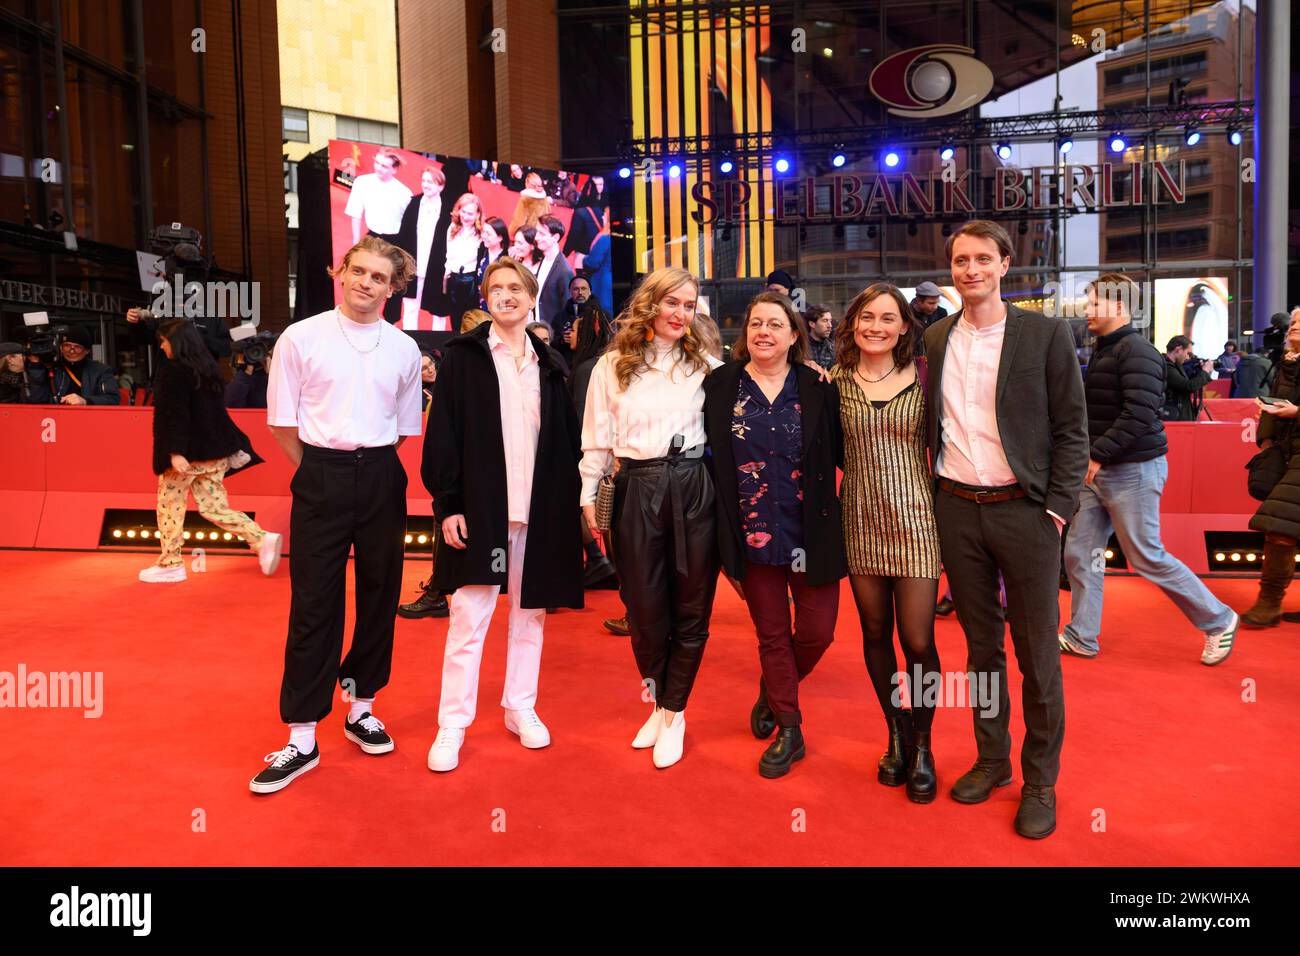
[139, 564, 186, 583]
[257, 532, 282, 576]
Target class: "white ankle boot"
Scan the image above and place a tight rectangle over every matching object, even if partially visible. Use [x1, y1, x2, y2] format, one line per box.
[631, 706, 662, 749]
[652, 710, 686, 768]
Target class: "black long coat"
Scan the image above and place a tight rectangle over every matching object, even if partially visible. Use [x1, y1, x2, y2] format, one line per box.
[395, 195, 452, 316]
[151, 358, 261, 475]
[703, 361, 848, 587]
[1251, 357, 1300, 539]
[422, 322, 584, 608]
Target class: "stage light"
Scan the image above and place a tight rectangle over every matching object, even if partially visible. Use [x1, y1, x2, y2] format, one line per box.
[1227, 125, 1242, 146]
[831, 152, 847, 168]
[1108, 133, 1127, 154]
[996, 142, 1012, 161]
[773, 156, 791, 175]
[882, 149, 901, 169]
[718, 158, 734, 174]
[223, 533, 233, 541]
[126, 530, 136, 538]
[1057, 137, 1074, 156]
[939, 145, 955, 162]
[183, 531, 191, 540]
[1215, 552, 1226, 562]
[1184, 124, 1201, 146]
[404, 534, 413, 544]
[1247, 552, 1257, 562]
[1230, 553, 1241, 562]
[1105, 550, 1114, 560]
[112, 529, 122, 538]
[417, 534, 429, 544]
[617, 166, 632, 179]
[667, 161, 682, 179]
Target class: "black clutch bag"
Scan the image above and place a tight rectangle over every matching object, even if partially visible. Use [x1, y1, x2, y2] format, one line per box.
[1246, 444, 1287, 501]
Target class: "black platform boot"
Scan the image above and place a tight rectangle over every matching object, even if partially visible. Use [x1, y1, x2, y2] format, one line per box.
[759, 724, 806, 778]
[877, 710, 913, 787]
[906, 729, 937, 803]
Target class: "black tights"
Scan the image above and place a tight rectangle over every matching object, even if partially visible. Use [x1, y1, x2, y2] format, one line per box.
[850, 575, 941, 732]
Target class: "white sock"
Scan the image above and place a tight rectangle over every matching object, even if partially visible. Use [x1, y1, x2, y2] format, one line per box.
[288, 722, 316, 755]
[348, 698, 374, 723]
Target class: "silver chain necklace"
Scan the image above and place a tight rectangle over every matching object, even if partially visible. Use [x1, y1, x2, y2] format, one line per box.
[336, 310, 383, 354]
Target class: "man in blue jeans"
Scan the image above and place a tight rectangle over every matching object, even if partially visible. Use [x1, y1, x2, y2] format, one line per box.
[1061, 273, 1239, 665]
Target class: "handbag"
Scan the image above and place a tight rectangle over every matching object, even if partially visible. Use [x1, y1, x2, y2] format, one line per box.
[1246, 444, 1287, 501]
[595, 473, 616, 532]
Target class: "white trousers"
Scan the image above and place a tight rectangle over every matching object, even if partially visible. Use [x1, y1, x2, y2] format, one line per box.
[437, 521, 545, 728]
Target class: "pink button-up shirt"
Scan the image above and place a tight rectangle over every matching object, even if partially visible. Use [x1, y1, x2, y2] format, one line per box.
[487, 324, 541, 523]
[936, 315, 1017, 487]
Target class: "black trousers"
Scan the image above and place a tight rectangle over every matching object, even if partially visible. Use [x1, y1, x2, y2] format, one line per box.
[279, 444, 408, 723]
[933, 488, 1065, 786]
[446, 271, 479, 331]
[609, 454, 719, 713]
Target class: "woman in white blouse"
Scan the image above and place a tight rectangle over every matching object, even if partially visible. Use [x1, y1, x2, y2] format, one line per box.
[580, 266, 723, 769]
[444, 192, 484, 331]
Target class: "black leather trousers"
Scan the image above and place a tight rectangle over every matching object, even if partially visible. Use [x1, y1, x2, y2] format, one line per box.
[609, 452, 719, 712]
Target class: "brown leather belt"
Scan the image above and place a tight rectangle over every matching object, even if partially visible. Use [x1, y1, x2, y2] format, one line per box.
[937, 477, 1027, 503]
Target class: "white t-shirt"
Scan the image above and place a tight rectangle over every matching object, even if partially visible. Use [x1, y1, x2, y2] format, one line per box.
[267, 309, 423, 450]
[344, 174, 412, 236]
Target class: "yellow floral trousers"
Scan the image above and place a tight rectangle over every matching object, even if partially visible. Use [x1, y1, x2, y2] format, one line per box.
[155, 458, 265, 567]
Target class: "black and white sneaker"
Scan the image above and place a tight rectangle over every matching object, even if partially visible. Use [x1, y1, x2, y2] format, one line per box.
[249, 743, 319, 794]
[344, 713, 395, 754]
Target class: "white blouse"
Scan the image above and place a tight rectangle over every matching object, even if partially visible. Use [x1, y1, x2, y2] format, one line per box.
[579, 340, 723, 504]
[445, 226, 481, 275]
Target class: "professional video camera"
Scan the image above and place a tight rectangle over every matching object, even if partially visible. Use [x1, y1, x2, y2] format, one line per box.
[24, 323, 71, 364]
[237, 330, 278, 367]
[135, 223, 209, 323]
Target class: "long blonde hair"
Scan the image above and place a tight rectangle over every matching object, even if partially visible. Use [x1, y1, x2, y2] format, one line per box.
[448, 192, 482, 240]
[610, 267, 709, 390]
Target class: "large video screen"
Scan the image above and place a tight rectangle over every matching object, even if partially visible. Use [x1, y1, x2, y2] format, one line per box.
[1152, 277, 1230, 358]
[327, 139, 612, 330]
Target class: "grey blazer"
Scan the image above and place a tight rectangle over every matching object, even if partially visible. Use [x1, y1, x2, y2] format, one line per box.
[923, 303, 1089, 520]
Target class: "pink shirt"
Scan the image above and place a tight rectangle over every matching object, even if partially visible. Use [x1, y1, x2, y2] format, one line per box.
[488, 324, 542, 523]
[936, 315, 1017, 487]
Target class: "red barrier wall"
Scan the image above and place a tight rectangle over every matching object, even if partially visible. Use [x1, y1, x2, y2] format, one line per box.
[0, 405, 1263, 572]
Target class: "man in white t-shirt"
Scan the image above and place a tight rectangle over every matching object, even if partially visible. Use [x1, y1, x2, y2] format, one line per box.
[345, 150, 412, 245]
[250, 235, 424, 795]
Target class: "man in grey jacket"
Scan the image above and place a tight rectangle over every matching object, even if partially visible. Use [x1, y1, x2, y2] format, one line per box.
[923, 220, 1089, 840]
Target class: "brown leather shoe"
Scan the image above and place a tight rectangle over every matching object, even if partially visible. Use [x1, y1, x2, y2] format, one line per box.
[1014, 784, 1057, 839]
[602, 616, 631, 636]
[949, 757, 1013, 804]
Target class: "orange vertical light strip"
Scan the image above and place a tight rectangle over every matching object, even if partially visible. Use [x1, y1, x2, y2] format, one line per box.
[699, 12, 713, 281]
[756, 13, 773, 277]
[647, 6, 664, 273]
[630, 0, 648, 276]
[664, 2, 681, 270]
[681, 6, 700, 278]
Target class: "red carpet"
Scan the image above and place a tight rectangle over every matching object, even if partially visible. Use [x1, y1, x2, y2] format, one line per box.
[2, 549, 1297, 866]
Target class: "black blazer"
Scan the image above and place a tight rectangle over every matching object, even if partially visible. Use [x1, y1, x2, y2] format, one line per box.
[422, 322, 584, 609]
[395, 196, 452, 315]
[151, 359, 261, 476]
[923, 304, 1089, 519]
[537, 254, 575, 332]
[703, 362, 848, 587]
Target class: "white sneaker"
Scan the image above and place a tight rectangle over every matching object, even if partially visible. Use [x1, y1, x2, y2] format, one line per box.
[258, 532, 283, 576]
[138, 564, 186, 583]
[631, 706, 662, 749]
[427, 726, 465, 772]
[504, 708, 551, 748]
[1201, 611, 1239, 666]
[652, 710, 686, 769]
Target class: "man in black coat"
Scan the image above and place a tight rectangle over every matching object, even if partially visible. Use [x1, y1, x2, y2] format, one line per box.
[28, 326, 121, 405]
[923, 220, 1088, 840]
[1060, 274, 1237, 665]
[1161, 335, 1212, 421]
[393, 164, 453, 326]
[422, 256, 583, 773]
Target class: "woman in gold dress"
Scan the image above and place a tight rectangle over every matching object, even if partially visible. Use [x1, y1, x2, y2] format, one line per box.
[832, 282, 942, 803]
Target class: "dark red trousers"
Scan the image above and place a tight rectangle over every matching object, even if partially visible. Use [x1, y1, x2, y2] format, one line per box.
[742, 561, 839, 726]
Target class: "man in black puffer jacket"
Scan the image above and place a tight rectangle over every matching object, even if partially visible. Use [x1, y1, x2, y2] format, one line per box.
[1060, 273, 1237, 665]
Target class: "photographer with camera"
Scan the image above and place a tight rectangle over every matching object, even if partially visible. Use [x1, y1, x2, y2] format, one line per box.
[1160, 335, 1211, 422]
[0, 342, 37, 403]
[225, 332, 276, 409]
[126, 225, 232, 362]
[25, 326, 121, 405]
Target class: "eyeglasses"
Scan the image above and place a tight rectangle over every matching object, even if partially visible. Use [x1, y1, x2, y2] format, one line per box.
[746, 319, 790, 332]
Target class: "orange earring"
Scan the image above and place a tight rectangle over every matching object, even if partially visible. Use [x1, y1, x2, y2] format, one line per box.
[645, 327, 655, 342]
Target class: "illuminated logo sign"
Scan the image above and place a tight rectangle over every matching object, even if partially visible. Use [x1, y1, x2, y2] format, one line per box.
[869, 45, 994, 118]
